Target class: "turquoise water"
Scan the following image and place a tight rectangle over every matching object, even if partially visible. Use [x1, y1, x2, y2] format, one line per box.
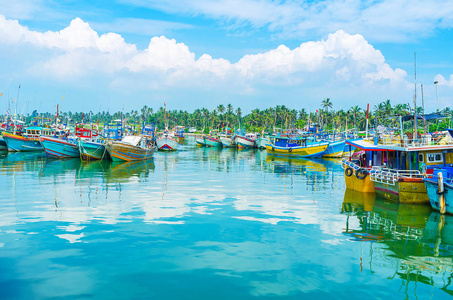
[1, 138, 452, 299]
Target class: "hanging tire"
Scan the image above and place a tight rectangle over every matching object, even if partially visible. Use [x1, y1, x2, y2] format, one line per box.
[288, 148, 292, 153]
[356, 168, 367, 180]
[272, 146, 275, 152]
[345, 167, 353, 177]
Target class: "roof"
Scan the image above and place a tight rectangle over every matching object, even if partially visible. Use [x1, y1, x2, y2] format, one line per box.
[122, 135, 142, 146]
[345, 139, 395, 152]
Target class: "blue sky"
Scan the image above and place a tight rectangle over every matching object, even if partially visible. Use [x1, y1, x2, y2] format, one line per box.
[0, 0, 452, 114]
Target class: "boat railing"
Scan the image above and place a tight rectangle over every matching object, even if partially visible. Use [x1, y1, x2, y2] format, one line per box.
[370, 167, 424, 185]
[370, 134, 453, 147]
[341, 159, 362, 171]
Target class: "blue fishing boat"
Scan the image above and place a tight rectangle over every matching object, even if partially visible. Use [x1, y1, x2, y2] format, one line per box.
[424, 167, 453, 215]
[3, 127, 53, 152]
[0, 136, 7, 150]
[76, 124, 107, 160]
[40, 136, 80, 158]
[323, 140, 345, 158]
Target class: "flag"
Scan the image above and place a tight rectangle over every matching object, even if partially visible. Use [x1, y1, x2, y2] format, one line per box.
[366, 104, 369, 119]
[0, 93, 2, 96]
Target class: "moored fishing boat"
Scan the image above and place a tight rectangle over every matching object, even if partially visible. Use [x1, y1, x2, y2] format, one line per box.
[220, 136, 233, 148]
[322, 140, 345, 158]
[156, 132, 179, 151]
[40, 135, 80, 158]
[196, 136, 206, 147]
[173, 126, 185, 144]
[0, 136, 7, 150]
[344, 133, 453, 204]
[205, 135, 223, 148]
[236, 133, 257, 149]
[3, 127, 53, 152]
[423, 168, 453, 214]
[75, 124, 107, 160]
[255, 136, 269, 149]
[106, 135, 155, 161]
[265, 136, 328, 158]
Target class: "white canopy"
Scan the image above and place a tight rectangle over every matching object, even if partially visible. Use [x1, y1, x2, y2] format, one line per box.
[122, 135, 142, 146]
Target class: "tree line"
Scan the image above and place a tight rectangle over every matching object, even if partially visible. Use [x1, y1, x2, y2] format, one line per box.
[3, 99, 452, 133]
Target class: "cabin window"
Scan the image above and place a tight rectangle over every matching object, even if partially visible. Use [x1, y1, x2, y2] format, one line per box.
[427, 153, 443, 163]
[418, 153, 423, 162]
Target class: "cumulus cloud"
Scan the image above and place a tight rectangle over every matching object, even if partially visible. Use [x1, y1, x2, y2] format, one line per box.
[125, 0, 453, 42]
[0, 15, 407, 93]
[434, 74, 453, 87]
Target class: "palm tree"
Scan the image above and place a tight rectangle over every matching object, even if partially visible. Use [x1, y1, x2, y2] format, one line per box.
[321, 98, 332, 128]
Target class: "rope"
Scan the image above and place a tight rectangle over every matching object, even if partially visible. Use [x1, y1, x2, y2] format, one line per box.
[79, 138, 107, 162]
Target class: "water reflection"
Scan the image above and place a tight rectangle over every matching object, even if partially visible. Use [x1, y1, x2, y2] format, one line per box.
[342, 189, 453, 296]
[2, 145, 453, 299]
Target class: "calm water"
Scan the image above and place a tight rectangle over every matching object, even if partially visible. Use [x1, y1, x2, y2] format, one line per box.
[0, 138, 452, 299]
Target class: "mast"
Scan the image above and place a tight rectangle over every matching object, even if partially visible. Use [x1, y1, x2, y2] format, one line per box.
[413, 52, 417, 141]
[14, 84, 21, 134]
[421, 83, 426, 133]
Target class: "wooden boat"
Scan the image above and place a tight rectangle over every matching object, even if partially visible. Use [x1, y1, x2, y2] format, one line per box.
[423, 168, 453, 214]
[255, 136, 269, 149]
[236, 133, 257, 149]
[266, 136, 328, 158]
[344, 135, 453, 204]
[220, 136, 234, 148]
[156, 131, 179, 151]
[173, 126, 185, 144]
[0, 135, 7, 150]
[40, 135, 80, 158]
[75, 124, 107, 160]
[205, 135, 223, 148]
[106, 135, 155, 162]
[196, 136, 207, 147]
[323, 140, 345, 158]
[3, 126, 53, 152]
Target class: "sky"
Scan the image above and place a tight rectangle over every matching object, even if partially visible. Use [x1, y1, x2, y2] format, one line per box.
[0, 0, 452, 114]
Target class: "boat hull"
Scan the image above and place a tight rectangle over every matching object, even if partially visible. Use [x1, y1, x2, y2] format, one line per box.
[265, 143, 328, 158]
[0, 137, 7, 150]
[205, 138, 223, 148]
[342, 161, 375, 193]
[156, 137, 179, 151]
[255, 137, 269, 149]
[106, 142, 155, 162]
[78, 140, 107, 160]
[373, 178, 429, 204]
[236, 136, 255, 149]
[323, 140, 345, 158]
[424, 179, 453, 214]
[220, 137, 233, 148]
[3, 132, 43, 152]
[196, 138, 206, 147]
[40, 136, 80, 158]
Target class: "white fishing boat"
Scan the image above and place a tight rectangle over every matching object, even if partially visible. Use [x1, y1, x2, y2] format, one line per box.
[156, 131, 179, 151]
[236, 133, 258, 149]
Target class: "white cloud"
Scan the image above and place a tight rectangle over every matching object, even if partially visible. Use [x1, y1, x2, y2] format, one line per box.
[434, 74, 453, 87]
[125, 0, 453, 42]
[0, 14, 409, 105]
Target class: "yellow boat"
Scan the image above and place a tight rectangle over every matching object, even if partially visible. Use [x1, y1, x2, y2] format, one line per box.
[265, 136, 328, 158]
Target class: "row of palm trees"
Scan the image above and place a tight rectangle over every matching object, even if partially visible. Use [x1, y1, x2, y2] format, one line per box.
[5, 99, 452, 133]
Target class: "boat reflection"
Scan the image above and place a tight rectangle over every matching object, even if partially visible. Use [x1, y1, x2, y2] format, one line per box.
[104, 160, 155, 184]
[40, 158, 82, 177]
[265, 155, 327, 173]
[342, 188, 453, 295]
[0, 151, 47, 173]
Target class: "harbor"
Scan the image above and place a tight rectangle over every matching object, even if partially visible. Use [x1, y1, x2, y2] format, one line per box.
[1, 134, 453, 299]
[2, 1, 453, 298]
